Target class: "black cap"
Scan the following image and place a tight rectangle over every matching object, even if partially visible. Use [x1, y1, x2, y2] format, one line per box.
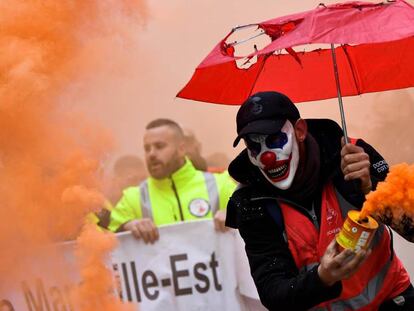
[233, 91, 300, 147]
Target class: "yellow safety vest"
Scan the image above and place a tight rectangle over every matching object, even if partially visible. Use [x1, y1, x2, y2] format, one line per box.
[109, 160, 236, 231]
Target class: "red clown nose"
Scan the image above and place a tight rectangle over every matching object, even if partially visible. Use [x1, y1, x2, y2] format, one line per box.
[260, 151, 276, 167]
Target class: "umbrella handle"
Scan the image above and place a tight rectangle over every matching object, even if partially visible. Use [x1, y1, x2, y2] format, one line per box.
[331, 44, 365, 194]
[330, 44, 349, 144]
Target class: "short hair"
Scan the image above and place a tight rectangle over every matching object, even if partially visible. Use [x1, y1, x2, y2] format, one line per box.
[145, 118, 184, 137]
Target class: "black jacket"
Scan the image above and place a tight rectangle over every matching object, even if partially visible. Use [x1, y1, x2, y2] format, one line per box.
[226, 119, 389, 311]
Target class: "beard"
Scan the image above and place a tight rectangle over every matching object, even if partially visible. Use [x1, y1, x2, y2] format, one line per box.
[147, 151, 185, 180]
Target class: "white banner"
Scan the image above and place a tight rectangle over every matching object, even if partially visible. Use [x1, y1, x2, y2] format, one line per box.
[0, 243, 78, 311]
[112, 220, 251, 311]
[0, 220, 260, 311]
[2, 219, 413, 311]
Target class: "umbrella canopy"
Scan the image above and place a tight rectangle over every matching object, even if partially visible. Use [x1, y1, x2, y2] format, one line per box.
[177, 0, 414, 105]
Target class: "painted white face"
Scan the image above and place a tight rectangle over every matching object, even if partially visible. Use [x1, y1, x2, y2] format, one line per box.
[245, 120, 299, 190]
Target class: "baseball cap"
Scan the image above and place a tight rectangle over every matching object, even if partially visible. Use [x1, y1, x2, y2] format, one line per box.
[233, 91, 300, 147]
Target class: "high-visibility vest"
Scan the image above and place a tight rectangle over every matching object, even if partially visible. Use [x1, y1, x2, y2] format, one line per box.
[278, 182, 411, 310]
[109, 160, 236, 230]
[139, 170, 221, 221]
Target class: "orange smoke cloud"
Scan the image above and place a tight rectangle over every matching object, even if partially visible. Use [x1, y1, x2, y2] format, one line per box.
[0, 0, 146, 309]
[361, 163, 414, 237]
[75, 224, 134, 311]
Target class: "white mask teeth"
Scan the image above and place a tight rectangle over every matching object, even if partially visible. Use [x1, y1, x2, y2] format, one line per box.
[267, 163, 288, 176]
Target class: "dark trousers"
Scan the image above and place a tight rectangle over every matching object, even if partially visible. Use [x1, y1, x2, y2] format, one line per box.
[379, 284, 414, 311]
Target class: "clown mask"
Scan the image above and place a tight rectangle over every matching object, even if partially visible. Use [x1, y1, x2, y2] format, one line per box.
[245, 120, 299, 190]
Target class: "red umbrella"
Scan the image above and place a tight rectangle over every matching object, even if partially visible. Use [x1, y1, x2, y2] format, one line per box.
[177, 0, 414, 141]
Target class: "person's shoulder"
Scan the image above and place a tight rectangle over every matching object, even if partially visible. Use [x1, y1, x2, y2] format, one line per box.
[226, 184, 272, 228]
[306, 119, 343, 145]
[124, 183, 140, 192]
[305, 118, 342, 132]
[212, 170, 234, 182]
[121, 184, 141, 198]
[111, 185, 141, 214]
[199, 169, 236, 187]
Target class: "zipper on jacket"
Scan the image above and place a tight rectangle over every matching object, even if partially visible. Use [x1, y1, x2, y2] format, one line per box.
[170, 176, 184, 221]
[251, 196, 320, 230]
[307, 202, 319, 230]
[276, 197, 320, 231]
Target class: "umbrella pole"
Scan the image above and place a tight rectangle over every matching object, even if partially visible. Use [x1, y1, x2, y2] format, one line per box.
[330, 44, 349, 144]
[331, 44, 363, 194]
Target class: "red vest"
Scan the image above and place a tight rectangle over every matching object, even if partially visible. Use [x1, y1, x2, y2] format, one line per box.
[279, 183, 411, 310]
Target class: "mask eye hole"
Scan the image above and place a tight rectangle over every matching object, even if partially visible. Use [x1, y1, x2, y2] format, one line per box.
[266, 132, 288, 149]
[245, 137, 261, 158]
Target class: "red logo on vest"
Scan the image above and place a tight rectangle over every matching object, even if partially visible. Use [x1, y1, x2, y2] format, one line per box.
[326, 206, 337, 225]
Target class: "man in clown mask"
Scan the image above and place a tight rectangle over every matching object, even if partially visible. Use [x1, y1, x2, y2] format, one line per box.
[226, 91, 414, 310]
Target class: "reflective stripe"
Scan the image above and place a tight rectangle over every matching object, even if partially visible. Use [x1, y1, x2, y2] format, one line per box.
[329, 259, 392, 310]
[334, 188, 356, 219]
[330, 186, 391, 310]
[139, 173, 219, 220]
[283, 183, 397, 310]
[369, 224, 384, 249]
[307, 258, 392, 310]
[203, 172, 220, 214]
[139, 181, 153, 219]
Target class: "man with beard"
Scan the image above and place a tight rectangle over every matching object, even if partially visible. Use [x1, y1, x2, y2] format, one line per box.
[108, 118, 236, 242]
[226, 91, 414, 310]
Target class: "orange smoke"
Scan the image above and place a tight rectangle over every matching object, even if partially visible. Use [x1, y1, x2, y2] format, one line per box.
[0, 0, 146, 309]
[75, 224, 134, 311]
[361, 163, 414, 222]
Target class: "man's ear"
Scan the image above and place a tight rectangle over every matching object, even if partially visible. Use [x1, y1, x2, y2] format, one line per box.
[294, 118, 307, 142]
[177, 139, 187, 157]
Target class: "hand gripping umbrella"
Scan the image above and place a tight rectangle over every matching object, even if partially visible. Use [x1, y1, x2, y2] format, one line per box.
[177, 0, 414, 143]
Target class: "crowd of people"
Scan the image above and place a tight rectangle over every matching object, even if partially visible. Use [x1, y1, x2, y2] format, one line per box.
[94, 118, 234, 233]
[93, 92, 413, 311]
[107, 118, 235, 240]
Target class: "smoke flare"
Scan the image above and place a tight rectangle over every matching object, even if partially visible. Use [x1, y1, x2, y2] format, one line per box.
[0, 0, 147, 309]
[361, 163, 414, 241]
